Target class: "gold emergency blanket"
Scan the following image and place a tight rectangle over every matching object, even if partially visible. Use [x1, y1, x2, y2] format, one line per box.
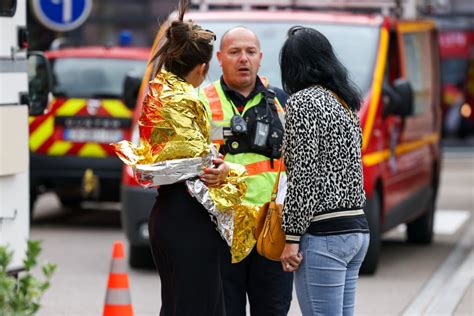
[112, 69, 257, 263]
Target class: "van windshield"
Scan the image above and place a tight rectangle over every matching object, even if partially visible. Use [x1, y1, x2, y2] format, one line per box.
[200, 21, 380, 96]
[51, 58, 147, 99]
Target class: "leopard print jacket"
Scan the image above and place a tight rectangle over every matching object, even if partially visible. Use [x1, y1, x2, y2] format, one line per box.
[282, 85, 366, 240]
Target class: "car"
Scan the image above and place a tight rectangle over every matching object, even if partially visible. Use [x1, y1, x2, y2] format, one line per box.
[121, 0, 442, 273]
[29, 46, 149, 215]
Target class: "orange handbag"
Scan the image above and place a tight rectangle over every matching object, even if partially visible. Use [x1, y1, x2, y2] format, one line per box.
[254, 163, 285, 261]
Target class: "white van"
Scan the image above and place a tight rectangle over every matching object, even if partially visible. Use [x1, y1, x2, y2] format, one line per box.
[0, 0, 51, 273]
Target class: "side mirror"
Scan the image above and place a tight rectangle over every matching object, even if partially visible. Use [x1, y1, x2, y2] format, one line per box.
[122, 72, 142, 109]
[383, 78, 414, 117]
[28, 52, 53, 116]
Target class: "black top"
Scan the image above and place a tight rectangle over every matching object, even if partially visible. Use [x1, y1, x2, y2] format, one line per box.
[220, 76, 288, 113]
[306, 216, 369, 237]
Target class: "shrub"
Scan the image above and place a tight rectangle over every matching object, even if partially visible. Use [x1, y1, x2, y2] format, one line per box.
[0, 240, 56, 316]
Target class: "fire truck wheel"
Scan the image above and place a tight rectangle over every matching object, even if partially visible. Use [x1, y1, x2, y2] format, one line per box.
[406, 192, 435, 244]
[129, 245, 154, 269]
[360, 190, 381, 275]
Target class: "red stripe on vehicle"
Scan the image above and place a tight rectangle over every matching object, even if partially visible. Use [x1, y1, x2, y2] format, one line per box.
[102, 143, 117, 156]
[75, 106, 89, 116]
[98, 103, 113, 117]
[29, 99, 66, 133]
[66, 143, 85, 155]
[36, 137, 56, 154]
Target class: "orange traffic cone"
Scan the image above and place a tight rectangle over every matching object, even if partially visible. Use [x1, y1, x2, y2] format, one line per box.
[103, 241, 134, 316]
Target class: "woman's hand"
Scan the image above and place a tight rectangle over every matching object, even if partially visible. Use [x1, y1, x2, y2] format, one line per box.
[281, 243, 303, 272]
[200, 158, 230, 187]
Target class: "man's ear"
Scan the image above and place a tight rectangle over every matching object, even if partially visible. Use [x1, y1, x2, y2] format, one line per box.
[216, 50, 222, 67]
[258, 51, 263, 67]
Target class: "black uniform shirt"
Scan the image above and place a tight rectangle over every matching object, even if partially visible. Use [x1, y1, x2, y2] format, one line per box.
[220, 76, 288, 113]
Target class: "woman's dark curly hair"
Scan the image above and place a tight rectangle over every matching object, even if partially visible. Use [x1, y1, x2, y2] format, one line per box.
[150, 0, 216, 78]
[280, 26, 362, 111]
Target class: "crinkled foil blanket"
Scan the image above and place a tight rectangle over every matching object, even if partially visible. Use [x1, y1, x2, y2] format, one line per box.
[132, 151, 258, 264]
[112, 70, 257, 263]
[186, 177, 258, 264]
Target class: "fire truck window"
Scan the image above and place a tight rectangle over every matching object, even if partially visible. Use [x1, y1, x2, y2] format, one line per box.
[0, 0, 16, 17]
[51, 58, 147, 99]
[198, 21, 379, 96]
[402, 32, 434, 115]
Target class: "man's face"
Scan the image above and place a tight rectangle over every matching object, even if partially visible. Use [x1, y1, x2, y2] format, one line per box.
[217, 28, 262, 92]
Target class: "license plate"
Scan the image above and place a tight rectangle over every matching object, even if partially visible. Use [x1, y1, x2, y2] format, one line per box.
[64, 128, 123, 143]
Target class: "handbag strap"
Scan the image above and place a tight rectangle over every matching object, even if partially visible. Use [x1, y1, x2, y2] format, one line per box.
[314, 85, 356, 123]
[270, 160, 283, 202]
[331, 92, 357, 124]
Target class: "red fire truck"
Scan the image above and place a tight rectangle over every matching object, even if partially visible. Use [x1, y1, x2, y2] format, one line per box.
[122, 0, 442, 274]
[29, 46, 149, 215]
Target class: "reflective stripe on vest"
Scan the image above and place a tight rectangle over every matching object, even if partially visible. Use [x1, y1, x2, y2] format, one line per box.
[203, 84, 224, 121]
[202, 79, 285, 145]
[224, 152, 283, 206]
[245, 158, 285, 176]
[204, 84, 224, 145]
[200, 80, 286, 206]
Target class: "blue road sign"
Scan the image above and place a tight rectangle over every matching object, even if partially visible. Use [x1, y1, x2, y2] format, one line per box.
[31, 0, 92, 32]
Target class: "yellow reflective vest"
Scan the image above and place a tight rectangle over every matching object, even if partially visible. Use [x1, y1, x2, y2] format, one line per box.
[199, 79, 285, 206]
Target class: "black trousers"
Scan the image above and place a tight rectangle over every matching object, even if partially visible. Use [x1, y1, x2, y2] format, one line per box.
[148, 183, 226, 316]
[219, 244, 293, 316]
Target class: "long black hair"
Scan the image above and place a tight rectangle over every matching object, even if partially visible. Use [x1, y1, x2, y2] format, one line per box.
[150, 0, 215, 78]
[280, 26, 362, 111]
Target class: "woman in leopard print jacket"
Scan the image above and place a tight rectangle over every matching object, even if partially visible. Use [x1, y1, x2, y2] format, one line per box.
[279, 26, 370, 316]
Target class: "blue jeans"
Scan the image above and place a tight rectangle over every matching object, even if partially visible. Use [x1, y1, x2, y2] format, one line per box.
[295, 233, 370, 316]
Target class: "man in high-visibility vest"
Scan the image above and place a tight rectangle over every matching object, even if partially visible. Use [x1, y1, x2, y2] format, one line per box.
[199, 26, 292, 316]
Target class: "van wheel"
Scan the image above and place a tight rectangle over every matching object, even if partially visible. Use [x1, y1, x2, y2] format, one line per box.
[129, 245, 154, 269]
[360, 190, 381, 275]
[406, 193, 434, 244]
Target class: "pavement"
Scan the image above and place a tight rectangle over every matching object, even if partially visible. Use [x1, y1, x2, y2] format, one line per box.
[456, 281, 473, 315]
[441, 135, 474, 149]
[441, 141, 474, 316]
[30, 139, 474, 315]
